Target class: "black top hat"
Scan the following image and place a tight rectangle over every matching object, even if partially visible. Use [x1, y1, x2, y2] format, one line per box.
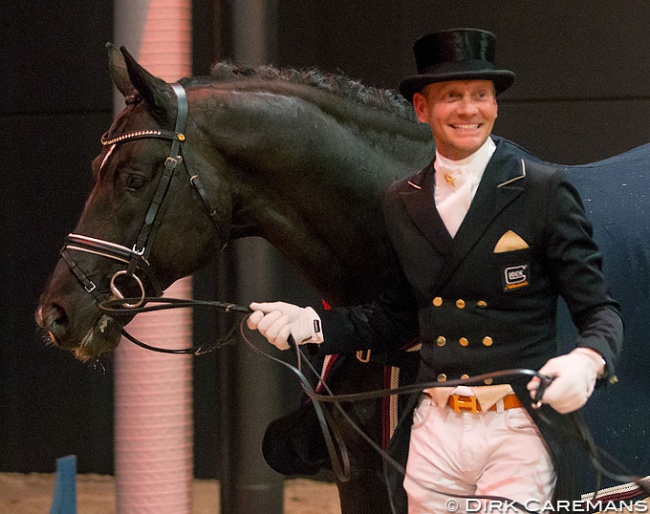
[399, 28, 515, 102]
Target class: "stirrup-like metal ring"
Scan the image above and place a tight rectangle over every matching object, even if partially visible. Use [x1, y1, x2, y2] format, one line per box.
[110, 270, 146, 308]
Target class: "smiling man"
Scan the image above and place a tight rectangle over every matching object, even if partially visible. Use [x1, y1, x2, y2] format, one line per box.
[413, 79, 498, 161]
[248, 28, 623, 513]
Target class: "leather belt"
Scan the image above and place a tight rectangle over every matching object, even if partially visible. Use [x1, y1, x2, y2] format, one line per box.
[447, 393, 522, 414]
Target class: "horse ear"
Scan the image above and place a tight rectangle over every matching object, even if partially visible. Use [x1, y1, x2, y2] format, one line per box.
[119, 46, 174, 118]
[107, 42, 132, 97]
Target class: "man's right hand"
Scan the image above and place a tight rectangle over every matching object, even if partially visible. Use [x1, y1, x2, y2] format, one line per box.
[247, 302, 324, 350]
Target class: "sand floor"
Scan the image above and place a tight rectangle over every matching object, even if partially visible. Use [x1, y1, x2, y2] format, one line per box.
[1, 473, 647, 513]
[0, 474, 341, 514]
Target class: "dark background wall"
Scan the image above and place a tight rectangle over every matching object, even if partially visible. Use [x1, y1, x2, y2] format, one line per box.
[2, 1, 115, 475]
[276, 0, 650, 163]
[2, 0, 649, 478]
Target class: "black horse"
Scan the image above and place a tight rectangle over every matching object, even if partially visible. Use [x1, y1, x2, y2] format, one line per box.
[36, 45, 648, 512]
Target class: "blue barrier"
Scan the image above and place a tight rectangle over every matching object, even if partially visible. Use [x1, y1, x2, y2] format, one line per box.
[49, 455, 77, 514]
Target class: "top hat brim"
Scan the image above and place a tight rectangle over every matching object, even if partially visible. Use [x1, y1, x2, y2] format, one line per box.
[399, 69, 515, 102]
[262, 403, 327, 476]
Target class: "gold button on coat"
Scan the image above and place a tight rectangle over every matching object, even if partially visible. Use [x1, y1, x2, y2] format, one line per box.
[477, 300, 488, 308]
[437, 373, 447, 382]
[460, 374, 470, 380]
[482, 336, 494, 347]
[484, 377, 494, 385]
[436, 336, 446, 347]
[432, 297, 443, 307]
[456, 299, 466, 309]
[459, 337, 469, 347]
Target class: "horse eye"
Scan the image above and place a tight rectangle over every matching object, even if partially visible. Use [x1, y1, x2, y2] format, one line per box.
[126, 175, 145, 190]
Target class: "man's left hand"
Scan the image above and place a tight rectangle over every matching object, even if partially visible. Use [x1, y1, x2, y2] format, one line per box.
[527, 348, 605, 414]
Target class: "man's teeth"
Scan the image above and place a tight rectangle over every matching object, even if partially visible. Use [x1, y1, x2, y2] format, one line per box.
[453, 124, 480, 129]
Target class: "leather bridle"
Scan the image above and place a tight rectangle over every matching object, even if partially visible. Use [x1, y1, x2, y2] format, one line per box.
[61, 83, 221, 310]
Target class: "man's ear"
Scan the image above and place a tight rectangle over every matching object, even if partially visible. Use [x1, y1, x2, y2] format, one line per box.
[412, 92, 429, 124]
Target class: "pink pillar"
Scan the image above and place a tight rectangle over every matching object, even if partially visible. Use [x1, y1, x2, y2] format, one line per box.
[113, 1, 194, 512]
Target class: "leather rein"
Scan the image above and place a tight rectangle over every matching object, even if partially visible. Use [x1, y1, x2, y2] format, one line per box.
[102, 293, 650, 512]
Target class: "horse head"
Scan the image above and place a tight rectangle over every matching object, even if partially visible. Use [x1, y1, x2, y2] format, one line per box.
[35, 42, 436, 361]
[35, 45, 232, 360]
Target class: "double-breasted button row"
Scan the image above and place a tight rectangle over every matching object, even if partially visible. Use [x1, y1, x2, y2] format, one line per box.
[436, 373, 470, 382]
[434, 336, 494, 347]
[432, 297, 489, 309]
[436, 373, 494, 385]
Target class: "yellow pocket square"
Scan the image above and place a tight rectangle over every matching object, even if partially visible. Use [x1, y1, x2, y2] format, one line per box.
[494, 230, 530, 253]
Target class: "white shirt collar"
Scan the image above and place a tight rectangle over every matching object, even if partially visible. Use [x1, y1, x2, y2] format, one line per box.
[433, 138, 497, 237]
[434, 137, 496, 191]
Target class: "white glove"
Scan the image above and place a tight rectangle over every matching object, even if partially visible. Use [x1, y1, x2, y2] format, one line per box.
[247, 301, 324, 351]
[527, 348, 605, 414]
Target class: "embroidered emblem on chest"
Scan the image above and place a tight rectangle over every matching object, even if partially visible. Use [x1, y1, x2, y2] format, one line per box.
[503, 264, 530, 291]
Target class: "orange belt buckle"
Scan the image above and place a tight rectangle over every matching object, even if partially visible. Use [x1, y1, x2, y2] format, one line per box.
[449, 395, 479, 413]
[356, 350, 371, 363]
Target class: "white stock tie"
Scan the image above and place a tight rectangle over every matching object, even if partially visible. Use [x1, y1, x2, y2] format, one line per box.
[435, 164, 473, 238]
[433, 138, 495, 238]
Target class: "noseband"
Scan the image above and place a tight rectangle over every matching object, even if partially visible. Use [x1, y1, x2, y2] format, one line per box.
[61, 83, 221, 308]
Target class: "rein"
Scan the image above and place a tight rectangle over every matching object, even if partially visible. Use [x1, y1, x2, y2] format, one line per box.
[100, 295, 650, 512]
[100, 296, 251, 355]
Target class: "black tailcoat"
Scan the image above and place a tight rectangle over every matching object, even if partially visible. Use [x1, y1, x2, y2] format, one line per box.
[321, 136, 623, 513]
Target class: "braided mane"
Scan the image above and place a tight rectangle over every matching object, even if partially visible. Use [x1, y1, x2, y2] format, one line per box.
[181, 62, 416, 121]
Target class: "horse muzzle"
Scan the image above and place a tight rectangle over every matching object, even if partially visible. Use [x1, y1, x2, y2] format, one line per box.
[35, 297, 124, 360]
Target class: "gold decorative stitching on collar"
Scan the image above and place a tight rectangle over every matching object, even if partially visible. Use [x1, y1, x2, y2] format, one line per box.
[498, 159, 526, 188]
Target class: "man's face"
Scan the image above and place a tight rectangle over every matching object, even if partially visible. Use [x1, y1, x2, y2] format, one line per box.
[413, 80, 498, 161]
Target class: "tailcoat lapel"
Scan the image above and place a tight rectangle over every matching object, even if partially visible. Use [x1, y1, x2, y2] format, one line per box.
[452, 146, 527, 260]
[400, 161, 454, 259]
[398, 139, 528, 291]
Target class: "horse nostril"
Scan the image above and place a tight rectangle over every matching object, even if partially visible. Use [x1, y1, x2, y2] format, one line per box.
[45, 304, 70, 341]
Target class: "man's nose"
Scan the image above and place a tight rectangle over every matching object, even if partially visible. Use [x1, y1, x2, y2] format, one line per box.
[456, 97, 479, 116]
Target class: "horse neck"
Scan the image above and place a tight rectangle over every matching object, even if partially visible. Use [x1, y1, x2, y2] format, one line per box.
[189, 83, 433, 303]
[193, 79, 433, 165]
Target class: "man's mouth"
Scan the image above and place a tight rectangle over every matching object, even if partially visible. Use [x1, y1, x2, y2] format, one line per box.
[451, 123, 481, 130]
